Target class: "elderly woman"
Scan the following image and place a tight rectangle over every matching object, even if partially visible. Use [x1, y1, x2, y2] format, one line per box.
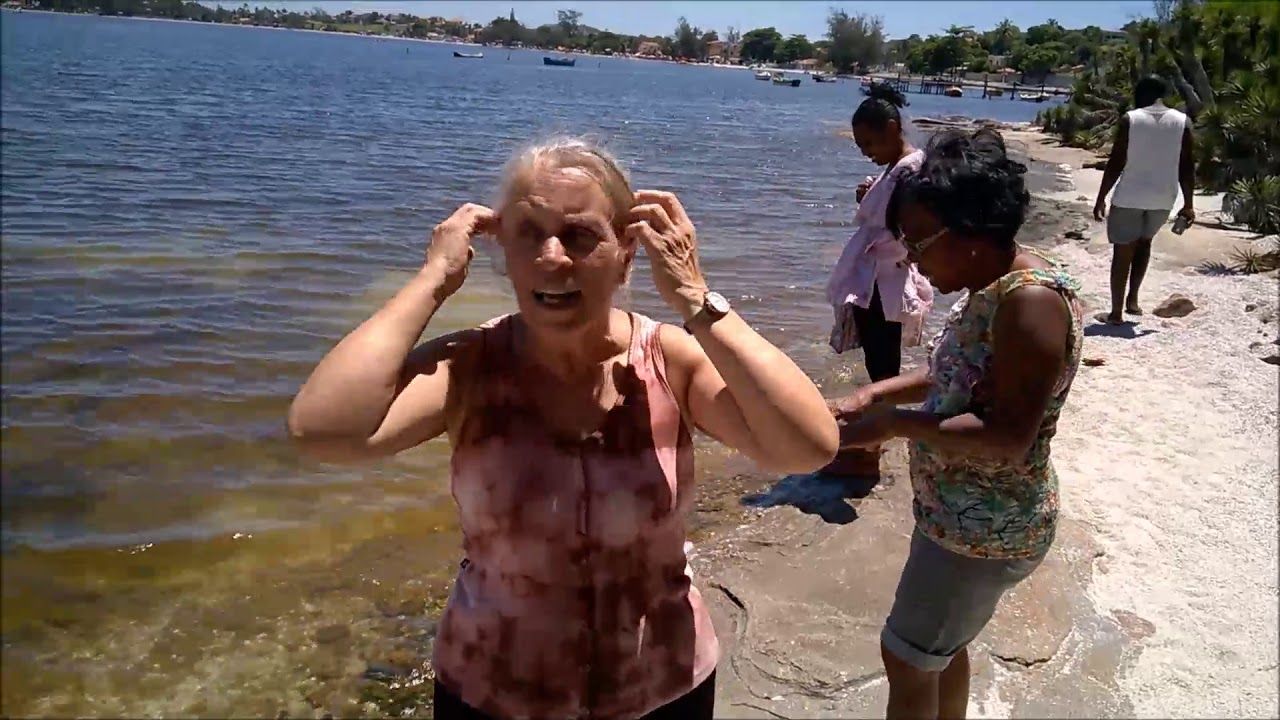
[832, 129, 1084, 720]
[287, 139, 838, 720]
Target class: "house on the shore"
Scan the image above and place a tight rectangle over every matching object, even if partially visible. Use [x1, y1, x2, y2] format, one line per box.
[634, 40, 664, 57]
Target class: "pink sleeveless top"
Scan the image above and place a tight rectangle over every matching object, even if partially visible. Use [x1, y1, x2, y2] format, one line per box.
[433, 313, 719, 719]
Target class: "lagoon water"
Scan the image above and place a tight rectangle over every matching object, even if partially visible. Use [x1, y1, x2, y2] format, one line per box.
[0, 10, 1056, 715]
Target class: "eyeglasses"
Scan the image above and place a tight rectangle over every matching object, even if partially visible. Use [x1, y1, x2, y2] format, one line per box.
[903, 227, 947, 257]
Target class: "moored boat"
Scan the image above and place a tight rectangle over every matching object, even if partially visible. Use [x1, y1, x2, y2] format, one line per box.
[944, 85, 964, 97]
[754, 70, 772, 80]
[453, 51, 484, 59]
[771, 73, 802, 87]
[543, 56, 576, 67]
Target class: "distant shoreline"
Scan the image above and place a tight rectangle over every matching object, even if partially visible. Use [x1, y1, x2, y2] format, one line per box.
[2, 7, 487, 48]
[1, 7, 762, 71]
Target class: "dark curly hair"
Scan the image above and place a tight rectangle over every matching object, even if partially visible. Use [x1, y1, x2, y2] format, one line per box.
[889, 128, 1029, 249]
[852, 82, 909, 132]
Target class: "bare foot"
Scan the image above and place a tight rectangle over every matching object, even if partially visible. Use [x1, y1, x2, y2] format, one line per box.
[1095, 311, 1125, 326]
[1125, 300, 1144, 316]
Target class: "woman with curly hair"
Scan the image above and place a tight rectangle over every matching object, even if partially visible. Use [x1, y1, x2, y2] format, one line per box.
[831, 128, 1084, 719]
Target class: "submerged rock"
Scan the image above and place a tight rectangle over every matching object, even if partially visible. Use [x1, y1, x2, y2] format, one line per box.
[313, 624, 350, 644]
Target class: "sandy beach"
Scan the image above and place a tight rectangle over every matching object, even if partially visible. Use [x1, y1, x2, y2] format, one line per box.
[693, 126, 1280, 718]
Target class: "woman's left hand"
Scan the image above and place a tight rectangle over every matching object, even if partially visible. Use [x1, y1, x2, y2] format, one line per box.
[855, 179, 872, 203]
[840, 403, 900, 448]
[626, 190, 710, 321]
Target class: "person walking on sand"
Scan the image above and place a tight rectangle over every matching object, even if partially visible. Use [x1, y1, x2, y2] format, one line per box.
[287, 138, 838, 720]
[823, 82, 933, 477]
[1092, 75, 1196, 325]
[832, 129, 1084, 720]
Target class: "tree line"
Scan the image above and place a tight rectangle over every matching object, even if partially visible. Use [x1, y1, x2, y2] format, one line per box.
[25, 0, 1129, 81]
[886, 19, 1126, 80]
[28, 0, 483, 39]
[1038, 0, 1279, 246]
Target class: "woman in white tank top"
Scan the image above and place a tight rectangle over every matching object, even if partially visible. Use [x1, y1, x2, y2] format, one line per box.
[1091, 75, 1196, 325]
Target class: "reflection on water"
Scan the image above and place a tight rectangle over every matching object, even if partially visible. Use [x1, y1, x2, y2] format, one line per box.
[0, 10, 1056, 716]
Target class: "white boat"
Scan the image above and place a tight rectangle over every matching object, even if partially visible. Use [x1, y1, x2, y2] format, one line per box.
[1018, 91, 1051, 103]
[771, 73, 801, 87]
[754, 70, 771, 80]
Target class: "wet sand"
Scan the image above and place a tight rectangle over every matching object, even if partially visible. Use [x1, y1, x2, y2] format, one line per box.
[694, 126, 1280, 718]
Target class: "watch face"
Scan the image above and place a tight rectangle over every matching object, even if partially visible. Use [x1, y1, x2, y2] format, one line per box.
[705, 291, 731, 316]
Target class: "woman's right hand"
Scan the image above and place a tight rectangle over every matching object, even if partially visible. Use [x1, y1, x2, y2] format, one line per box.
[829, 385, 877, 421]
[425, 203, 496, 298]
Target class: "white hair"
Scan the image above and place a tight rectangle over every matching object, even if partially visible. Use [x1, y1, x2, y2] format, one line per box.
[496, 136, 634, 231]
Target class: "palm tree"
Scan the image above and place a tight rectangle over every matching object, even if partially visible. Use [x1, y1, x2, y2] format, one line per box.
[992, 19, 1018, 55]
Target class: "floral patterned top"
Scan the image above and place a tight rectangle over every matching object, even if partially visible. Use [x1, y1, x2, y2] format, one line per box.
[908, 262, 1084, 559]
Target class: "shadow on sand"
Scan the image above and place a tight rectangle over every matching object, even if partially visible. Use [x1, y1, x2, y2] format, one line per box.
[1084, 320, 1160, 340]
[742, 471, 881, 525]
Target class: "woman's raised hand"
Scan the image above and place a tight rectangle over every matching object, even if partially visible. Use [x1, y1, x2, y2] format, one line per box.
[625, 190, 709, 320]
[425, 203, 497, 298]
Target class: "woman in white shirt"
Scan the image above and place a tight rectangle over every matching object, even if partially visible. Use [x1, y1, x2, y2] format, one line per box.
[1092, 75, 1196, 324]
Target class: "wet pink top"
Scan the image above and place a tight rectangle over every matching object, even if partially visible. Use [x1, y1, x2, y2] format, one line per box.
[827, 149, 934, 351]
[433, 313, 719, 719]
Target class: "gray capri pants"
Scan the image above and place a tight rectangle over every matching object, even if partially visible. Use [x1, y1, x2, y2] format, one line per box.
[1107, 205, 1168, 245]
[881, 530, 1045, 672]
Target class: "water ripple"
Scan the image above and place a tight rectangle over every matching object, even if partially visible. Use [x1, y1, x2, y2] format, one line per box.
[2, 0, 1050, 650]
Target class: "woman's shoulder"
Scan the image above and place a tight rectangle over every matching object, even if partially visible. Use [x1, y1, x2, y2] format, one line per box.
[996, 264, 1082, 298]
[415, 314, 514, 377]
[893, 149, 926, 173]
[650, 316, 706, 381]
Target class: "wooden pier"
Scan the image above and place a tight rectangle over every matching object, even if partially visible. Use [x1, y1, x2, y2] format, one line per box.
[871, 72, 1063, 102]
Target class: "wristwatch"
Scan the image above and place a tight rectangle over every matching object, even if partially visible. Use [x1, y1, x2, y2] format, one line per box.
[683, 291, 731, 334]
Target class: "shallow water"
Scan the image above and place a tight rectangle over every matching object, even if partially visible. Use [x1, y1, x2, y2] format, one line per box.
[1, 10, 1060, 716]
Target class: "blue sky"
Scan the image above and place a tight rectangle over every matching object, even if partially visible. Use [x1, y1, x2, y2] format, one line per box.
[275, 1, 1155, 39]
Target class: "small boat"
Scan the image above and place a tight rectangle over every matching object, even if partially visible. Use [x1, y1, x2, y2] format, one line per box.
[543, 56, 576, 67]
[813, 72, 837, 83]
[1018, 91, 1050, 103]
[771, 73, 802, 87]
[754, 70, 772, 80]
[944, 86, 964, 97]
[453, 51, 484, 59]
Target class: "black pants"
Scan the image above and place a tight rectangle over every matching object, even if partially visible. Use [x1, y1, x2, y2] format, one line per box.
[432, 670, 716, 720]
[851, 287, 902, 382]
